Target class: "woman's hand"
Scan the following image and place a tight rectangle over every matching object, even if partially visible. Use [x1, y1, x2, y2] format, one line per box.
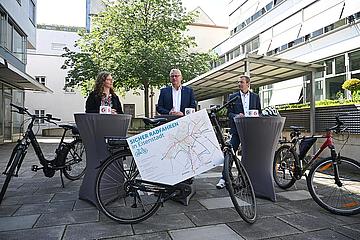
[111, 109, 117, 114]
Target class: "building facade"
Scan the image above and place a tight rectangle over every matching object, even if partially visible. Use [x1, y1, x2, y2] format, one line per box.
[25, 25, 87, 133]
[0, 0, 48, 143]
[210, 0, 360, 107]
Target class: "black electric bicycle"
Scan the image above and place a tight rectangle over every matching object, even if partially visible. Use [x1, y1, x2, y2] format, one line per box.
[0, 104, 86, 204]
[95, 96, 257, 224]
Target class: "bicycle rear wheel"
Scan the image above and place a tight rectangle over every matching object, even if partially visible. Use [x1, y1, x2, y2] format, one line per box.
[0, 147, 24, 204]
[224, 151, 257, 223]
[96, 149, 162, 224]
[63, 139, 86, 180]
[273, 145, 297, 189]
[307, 156, 360, 216]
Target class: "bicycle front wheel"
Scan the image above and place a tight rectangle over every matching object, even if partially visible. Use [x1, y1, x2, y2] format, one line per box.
[307, 156, 360, 215]
[96, 149, 162, 224]
[63, 139, 86, 180]
[224, 151, 257, 223]
[273, 145, 297, 189]
[0, 147, 24, 204]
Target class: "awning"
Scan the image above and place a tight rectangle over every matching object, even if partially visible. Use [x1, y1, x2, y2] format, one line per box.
[184, 53, 323, 101]
[0, 57, 52, 92]
[269, 85, 303, 106]
[299, 1, 344, 36]
[269, 24, 301, 51]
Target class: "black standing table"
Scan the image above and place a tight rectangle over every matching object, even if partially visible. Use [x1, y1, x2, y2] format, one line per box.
[234, 116, 285, 201]
[74, 113, 132, 206]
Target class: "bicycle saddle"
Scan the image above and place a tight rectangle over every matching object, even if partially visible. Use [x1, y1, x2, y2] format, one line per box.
[289, 126, 304, 132]
[142, 117, 168, 126]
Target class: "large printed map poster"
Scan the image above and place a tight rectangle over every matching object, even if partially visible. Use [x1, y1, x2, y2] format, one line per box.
[127, 109, 224, 185]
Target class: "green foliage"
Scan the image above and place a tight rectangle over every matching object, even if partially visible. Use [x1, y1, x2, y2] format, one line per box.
[61, 0, 215, 116]
[342, 79, 360, 92]
[277, 98, 360, 110]
[342, 78, 360, 101]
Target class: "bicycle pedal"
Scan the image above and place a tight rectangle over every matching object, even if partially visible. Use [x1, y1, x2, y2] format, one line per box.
[31, 165, 39, 172]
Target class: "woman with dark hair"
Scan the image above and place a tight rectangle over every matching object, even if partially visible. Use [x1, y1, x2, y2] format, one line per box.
[85, 71, 123, 114]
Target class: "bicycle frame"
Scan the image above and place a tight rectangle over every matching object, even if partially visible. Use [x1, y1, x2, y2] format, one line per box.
[299, 132, 335, 176]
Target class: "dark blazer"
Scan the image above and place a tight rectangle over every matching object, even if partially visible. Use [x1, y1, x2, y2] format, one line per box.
[85, 91, 123, 114]
[156, 86, 196, 115]
[228, 91, 262, 134]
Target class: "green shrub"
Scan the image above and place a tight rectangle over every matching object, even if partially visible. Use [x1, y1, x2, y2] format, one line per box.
[342, 79, 360, 92]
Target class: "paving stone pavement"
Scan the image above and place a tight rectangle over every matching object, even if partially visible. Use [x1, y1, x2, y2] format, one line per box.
[0, 140, 359, 240]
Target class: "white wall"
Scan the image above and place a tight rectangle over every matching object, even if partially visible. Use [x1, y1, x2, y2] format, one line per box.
[25, 28, 86, 133]
[187, 24, 228, 53]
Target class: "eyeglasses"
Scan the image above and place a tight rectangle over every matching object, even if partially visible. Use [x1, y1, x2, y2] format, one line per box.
[170, 75, 181, 78]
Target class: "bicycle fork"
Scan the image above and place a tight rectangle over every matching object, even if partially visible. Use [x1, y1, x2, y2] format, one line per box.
[330, 148, 343, 187]
[3, 143, 28, 177]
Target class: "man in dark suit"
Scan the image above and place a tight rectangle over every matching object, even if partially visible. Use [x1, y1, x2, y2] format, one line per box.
[216, 75, 262, 189]
[156, 69, 196, 116]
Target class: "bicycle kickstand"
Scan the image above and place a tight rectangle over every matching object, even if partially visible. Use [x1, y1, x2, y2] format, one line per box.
[59, 170, 65, 188]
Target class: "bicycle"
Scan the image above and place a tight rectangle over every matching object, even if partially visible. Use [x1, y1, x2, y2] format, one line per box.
[273, 115, 360, 215]
[95, 96, 257, 224]
[0, 104, 86, 204]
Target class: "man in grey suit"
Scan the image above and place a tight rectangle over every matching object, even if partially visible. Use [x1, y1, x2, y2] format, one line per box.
[216, 75, 262, 189]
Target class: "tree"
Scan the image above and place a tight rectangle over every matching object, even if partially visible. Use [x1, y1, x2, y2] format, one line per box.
[62, 0, 215, 117]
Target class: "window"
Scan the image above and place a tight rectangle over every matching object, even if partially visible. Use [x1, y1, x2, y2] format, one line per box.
[315, 80, 324, 101]
[311, 28, 323, 38]
[13, 28, 24, 60]
[324, 24, 334, 33]
[335, 55, 345, 74]
[294, 37, 304, 45]
[325, 59, 333, 75]
[280, 43, 288, 51]
[349, 50, 360, 71]
[351, 73, 360, 79]
[325, 75, 345, 100]
[274, 0, 285, 6]
[266, 2, 273, 11]
[35, 110, 45, 124]
[4, 20, 26, 62]
[0, 12, 5, 47]
[123, 104, 135, 117]
[6, 21, 12, 51]
[0, 83, 3, 136]
[243, 37, 259, 54]
[29, 0, 36, 24]
[35, 76, 46, 86]
[314, 64, 324, 79]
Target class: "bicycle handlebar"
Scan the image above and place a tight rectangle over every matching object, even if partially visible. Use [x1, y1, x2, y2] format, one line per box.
[209, 95, 240, 114]
[10, 103, 61, 123]
[327, 114, 346, 133]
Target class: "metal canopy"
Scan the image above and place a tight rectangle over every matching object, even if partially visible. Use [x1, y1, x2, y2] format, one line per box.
[0, 57, 52, 92]
[184, 53, 323, 101]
